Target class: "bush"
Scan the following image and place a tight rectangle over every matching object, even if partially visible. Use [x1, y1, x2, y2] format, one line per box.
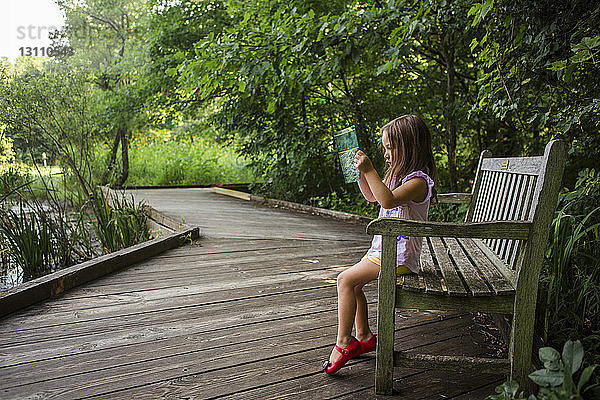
[0, 163, 31, 199]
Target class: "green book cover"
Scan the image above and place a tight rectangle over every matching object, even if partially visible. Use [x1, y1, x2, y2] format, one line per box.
[334, 125, 360, 183]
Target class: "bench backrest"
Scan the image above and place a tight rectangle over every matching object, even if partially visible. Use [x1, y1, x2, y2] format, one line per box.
[465, 141, 566, 271]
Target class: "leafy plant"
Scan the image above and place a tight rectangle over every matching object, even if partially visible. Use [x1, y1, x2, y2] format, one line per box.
[488, 340, 598, 400]
[538, 169, 600, 358]
[0, 201, 54, 281]
[91, 188, 150, 253]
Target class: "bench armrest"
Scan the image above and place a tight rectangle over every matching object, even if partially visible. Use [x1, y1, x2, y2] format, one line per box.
[436, 193, 472, 204]
[366, 218, 532, 240]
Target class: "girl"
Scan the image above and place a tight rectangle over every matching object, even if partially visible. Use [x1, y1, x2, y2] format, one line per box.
[322, 114, 437, 374]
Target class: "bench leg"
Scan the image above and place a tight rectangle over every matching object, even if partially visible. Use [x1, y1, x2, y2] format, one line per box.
[375, 237, 397, 395]
[375, 297, 395, 394]
[509, 295, 535, 391]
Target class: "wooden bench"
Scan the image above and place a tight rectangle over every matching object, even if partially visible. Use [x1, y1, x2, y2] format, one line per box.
[366, 140, 567, 394]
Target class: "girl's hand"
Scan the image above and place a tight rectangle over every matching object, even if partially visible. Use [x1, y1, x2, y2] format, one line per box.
[354, 150, 374, 173]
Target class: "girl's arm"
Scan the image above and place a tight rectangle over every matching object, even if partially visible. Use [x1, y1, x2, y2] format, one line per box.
[354, 150, 428, 209]
[357, 171, 377, 202]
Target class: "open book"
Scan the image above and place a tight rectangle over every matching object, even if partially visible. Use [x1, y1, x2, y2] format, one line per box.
[334, 126, 360, 183]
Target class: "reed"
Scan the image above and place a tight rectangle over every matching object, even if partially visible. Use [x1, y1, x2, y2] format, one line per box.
[91, 188, 150, 253]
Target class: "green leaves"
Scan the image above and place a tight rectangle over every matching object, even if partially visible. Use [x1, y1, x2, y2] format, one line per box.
[468, 0, 494, 27]
[490, 340, 598, 399]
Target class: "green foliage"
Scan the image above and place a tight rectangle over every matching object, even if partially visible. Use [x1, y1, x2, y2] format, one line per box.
[469, 0, 600, 179]
[0, 202, 54, 281]
[488, 340, 599, 400]
[0, 131, 15, 164]
[538, 169, 600, 361]
[0, 163, 32, 199]
[0, 63, 98, 200]
[309, 189, 379, 217]
[91, 188, 150, 253]
[91, 129, 255, 186]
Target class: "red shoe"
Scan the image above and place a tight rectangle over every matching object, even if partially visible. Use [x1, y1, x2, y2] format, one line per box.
[357, 334, 377, 356]
[322, 337, 361, 374]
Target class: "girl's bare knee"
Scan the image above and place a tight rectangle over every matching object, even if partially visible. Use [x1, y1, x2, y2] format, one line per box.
[336, 271, 347, 287]
[337, 270, 354, 291]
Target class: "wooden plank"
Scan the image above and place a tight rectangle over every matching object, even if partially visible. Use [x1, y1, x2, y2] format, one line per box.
[0, 273, 341, 334]
[498, 174, 525, 260]
[419, 238, 444, 294]
[506, 174, 530, 268]
[398, 273, 422, 292]
[491, 172, 516, 253]
[0, 280, 340, 349]
[430, 237, 467, 296]
[437, 193, 472, 204]
[444, 238, 491, 296]
[450, 379, 506, 400]
[12, 313, 470, 400]
[510, 140, 567, 387]
[0, 226, 200, 319]
[509, 175, 537, 268]
[211, 186, 251, 200]
[457, 238, 515, 295]
[481, 156, 543, 175]
[485, 171, 508, 248]
[472, 170, 490, 222]
[472, 239, 517, 284]
[394, 352, 510, 374]
[466, 149, 492, 222]
[366, 219, 532, 240]
[3, 310, 454, 388]
[481, 170, 502, 223]
[395, 290, 515, 314]
[218, 332, 503, 400]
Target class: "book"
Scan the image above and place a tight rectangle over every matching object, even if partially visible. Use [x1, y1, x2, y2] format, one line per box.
[334, 125, 360, 183]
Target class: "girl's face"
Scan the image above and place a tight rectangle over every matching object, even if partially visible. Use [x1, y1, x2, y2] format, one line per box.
[382, 129, 393, 166]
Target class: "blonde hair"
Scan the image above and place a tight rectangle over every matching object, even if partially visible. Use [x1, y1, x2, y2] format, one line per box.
[382, 115, 438, 198]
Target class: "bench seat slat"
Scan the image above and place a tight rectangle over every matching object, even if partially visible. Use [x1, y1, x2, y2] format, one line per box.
[444, 237, 492, 296]
[430, 237, 467, 296]
[420, 238, 445, 294]
[397, 273, 421, 291]
[457, 238, 515, 295]
[472, 238, 517, 284]
[399, 237, 516, 298]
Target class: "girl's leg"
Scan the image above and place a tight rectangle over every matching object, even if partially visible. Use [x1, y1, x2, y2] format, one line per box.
[353, 285, 374, 342]
[329, 258, 380, 363]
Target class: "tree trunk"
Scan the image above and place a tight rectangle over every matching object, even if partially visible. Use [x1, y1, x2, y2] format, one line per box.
[115, 127, 129, 188]
[102, 131, 121, 185]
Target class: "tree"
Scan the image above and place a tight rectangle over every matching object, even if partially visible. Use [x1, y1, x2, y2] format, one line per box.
[53, 0, 151, 187]
[469, 0, 600, 182]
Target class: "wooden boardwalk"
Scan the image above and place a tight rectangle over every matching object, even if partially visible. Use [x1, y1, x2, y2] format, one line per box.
[0, 188, 506, 399]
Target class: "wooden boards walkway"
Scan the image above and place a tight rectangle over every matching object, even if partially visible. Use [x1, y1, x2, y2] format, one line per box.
[0, 188, 506, 399]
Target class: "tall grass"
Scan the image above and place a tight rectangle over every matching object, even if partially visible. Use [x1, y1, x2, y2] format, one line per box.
[0, 202, 54, 281]
[92, 188, 150, 253]
[0, 166, 151, 288]
[93, 130, 255, 186]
